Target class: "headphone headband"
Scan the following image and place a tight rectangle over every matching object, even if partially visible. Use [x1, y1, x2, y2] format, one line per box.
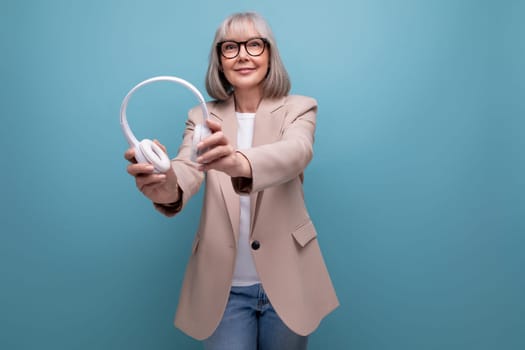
[120, 75, 210, 147]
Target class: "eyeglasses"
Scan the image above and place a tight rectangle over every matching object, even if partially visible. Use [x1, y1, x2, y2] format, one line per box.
[217, 38, 269, 59]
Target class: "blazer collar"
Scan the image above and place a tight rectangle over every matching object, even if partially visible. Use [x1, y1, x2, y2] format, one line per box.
[208, 95, 286, 145]
[208, 94, 286, 119]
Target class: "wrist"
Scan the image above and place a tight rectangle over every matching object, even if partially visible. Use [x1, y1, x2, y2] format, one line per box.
[156, 183, 182, 205]
[235, 151, 252, 178]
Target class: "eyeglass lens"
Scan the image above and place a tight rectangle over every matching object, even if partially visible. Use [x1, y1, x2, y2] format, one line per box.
[220, 38, 265, 58]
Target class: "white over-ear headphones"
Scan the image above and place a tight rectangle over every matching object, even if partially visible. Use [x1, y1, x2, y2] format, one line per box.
[120, 75, 211, 173]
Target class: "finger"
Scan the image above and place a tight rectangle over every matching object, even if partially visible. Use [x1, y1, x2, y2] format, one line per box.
[135, 172, 166, 184]
[198, 154, 233, 174]
[197, 144, 234, 164]
[127, 163, 155, 177]
[124, 148, 137, 163]
[136, 173, 167, 190]
[198, 130, 227, 151]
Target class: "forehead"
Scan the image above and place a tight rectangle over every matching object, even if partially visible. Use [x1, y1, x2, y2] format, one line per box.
[222, 19, 261, 41]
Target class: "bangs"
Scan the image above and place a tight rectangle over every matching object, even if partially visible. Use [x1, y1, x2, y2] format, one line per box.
[219, 14, 267, 41]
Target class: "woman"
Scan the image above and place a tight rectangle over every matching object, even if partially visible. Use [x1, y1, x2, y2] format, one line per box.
[124, 12, 338, 350]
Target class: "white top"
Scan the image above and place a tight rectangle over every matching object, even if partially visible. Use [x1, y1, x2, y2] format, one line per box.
[231, 112, 260, 286]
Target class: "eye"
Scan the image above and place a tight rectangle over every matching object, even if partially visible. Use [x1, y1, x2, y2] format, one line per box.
[222, 42, 238, 52]
[247, 39, 263, 48]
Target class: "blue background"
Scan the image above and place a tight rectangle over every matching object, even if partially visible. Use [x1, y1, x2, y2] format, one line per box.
[1, 0, 524, 349]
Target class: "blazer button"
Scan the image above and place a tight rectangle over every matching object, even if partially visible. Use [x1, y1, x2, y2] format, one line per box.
[251, 240, 260, 250]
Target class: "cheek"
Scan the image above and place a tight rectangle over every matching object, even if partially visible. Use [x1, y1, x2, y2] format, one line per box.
[260, 54, 270, 72]
[221, 61, 233, 75]
[220, 56, 231, 70]
[222, 68, 235, 82]
[219, 61, 233, 80]
[261, 61, 270, 77]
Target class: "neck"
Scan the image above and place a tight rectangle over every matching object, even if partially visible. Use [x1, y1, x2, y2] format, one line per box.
[233, 87, 263, 113]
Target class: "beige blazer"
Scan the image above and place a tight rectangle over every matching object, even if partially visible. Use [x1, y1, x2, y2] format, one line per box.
[155, 94, 339, 340]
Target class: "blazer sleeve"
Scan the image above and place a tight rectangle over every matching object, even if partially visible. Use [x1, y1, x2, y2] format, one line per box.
[233, 95, 317, 194]
[154, 106, 205, 216]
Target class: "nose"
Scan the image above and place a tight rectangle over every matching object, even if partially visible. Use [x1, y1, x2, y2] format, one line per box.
[238, 43, 250, 59]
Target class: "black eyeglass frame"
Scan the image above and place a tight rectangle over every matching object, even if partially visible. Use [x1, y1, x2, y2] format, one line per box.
[216, 37, 269, 59]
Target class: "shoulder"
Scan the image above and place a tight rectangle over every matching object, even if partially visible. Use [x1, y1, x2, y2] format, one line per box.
[283, 95, 317, 108]
[188, 100, 222, 114]
[188, 98, 232, 122]
[192, 96, 235, 118]
[279, 95, 318, 116]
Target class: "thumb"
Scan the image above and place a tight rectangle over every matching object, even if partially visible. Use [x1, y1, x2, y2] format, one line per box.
[205, 119, 222, 132]
[153, 139, 168, 154]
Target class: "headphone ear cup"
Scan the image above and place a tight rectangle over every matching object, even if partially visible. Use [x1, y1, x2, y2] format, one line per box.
[137, 139, 171, 173]
[191, 124, 211, 162]
[134, 144, 148, 165]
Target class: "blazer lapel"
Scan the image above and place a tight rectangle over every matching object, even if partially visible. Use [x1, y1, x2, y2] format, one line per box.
[249, 96, 287, 233]
[208, 98, 240, 244]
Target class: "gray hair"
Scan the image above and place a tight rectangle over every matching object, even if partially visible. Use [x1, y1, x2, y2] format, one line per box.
[205, 12, 291, 101]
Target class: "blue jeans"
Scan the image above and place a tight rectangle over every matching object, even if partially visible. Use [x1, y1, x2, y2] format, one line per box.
[203, 284, 308, 350]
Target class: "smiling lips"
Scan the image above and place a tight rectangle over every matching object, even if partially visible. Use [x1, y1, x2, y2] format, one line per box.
[235, 67, 256, 74]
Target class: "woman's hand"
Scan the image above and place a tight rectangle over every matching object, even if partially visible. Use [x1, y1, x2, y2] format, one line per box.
[124, 140, 180, 204]
[196, 119, 252, 178]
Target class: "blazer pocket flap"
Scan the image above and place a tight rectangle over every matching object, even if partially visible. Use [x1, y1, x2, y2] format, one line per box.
[292, 220, 317, 247]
